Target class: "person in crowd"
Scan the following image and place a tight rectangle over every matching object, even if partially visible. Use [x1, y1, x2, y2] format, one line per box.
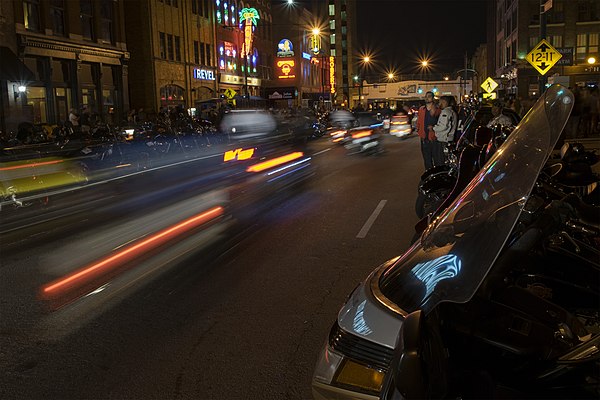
[137, 108, 146, 123]
[432, 95, 458, 165]
[416, 91, 441, 170]
[69, 108, 80, 129]
[567, 86, 582, 139]
[80, 105, 91, 133]
[486, 100, 512, 128]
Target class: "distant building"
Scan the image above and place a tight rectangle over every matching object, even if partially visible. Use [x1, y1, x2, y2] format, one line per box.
[268, 2, 330, 109]
[124, 0, 217, 116]
[328, 0, 358, 108]
[1, 0, 130, 132]
[214, 0, 273, 104]
[489, 0, 599, 99]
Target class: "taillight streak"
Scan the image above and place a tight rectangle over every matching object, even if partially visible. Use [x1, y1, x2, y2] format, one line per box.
[41, 206, 224, 297]
[352, 130, 372, 139]
[246, 152, 304, 173]
[0, 159, 64, 171]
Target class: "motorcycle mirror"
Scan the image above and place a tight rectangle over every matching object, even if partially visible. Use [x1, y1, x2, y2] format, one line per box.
[380, 310, 426, 400]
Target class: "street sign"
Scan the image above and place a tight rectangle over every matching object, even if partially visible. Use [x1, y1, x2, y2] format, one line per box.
[527, 39, 562, 75]
[481, 77, 498, 94]
[483, 92, 497, 100]
[224, 88, 237, 99]
[555, 47, 574, 66]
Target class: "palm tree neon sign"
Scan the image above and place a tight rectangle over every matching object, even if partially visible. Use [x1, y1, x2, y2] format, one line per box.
[240, 7, 259, 58]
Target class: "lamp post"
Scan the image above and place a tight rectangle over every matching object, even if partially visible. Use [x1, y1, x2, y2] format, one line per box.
[355, 56, 371, 109]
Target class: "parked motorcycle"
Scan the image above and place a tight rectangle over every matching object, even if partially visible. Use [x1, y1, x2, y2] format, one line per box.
[313, 85, 600, 400]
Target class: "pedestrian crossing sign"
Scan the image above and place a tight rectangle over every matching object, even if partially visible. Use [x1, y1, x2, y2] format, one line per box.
[481, 77, 498, 94]
[527, 39, 562, 75]
[224, 88, 237, 99]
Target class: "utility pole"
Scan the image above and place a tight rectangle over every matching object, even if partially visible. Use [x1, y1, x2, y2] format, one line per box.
[539, 0, 548, 95]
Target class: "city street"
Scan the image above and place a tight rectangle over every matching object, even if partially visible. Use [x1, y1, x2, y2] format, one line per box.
[0, 134, 423, 399]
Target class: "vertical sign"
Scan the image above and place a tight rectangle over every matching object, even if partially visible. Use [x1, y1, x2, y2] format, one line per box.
[239, 8, 259, 58]
[329, 56, 335, 94]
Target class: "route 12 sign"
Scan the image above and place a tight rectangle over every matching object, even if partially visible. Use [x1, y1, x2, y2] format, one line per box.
[527, 39, 562, 75]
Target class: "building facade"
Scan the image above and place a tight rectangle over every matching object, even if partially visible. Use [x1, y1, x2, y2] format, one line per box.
[1, 0, 130, 133]
[214, 0, 273, 103]
[124, 0, 217, 116]
[491, 0, 599, 99]
[327, 0, 357, 108]
[268, 2, 330, 109]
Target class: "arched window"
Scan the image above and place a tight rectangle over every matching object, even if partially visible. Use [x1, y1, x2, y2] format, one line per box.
[159, 84, 185, 107]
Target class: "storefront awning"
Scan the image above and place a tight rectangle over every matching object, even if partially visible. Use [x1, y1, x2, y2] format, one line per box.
[0, 47, 35, 82]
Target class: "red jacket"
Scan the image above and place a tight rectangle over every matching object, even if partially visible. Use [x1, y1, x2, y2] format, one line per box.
[417, 105, 441, 141]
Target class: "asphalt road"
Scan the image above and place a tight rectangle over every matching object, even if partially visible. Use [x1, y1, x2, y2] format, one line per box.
[0, 133, 424, 399]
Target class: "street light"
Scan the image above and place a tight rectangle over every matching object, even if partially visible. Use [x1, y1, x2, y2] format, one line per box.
[588, 57, 597, 64]
[356, 55, 372, 109]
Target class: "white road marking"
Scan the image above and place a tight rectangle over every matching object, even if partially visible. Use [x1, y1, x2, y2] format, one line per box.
[356, 200, 388, 238]
[313, 148, 332, 156]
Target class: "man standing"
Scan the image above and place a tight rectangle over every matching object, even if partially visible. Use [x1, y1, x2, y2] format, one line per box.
[433, 96, 458, 165]
[417, 91, 441, 170]
[486, 100, 512, 128]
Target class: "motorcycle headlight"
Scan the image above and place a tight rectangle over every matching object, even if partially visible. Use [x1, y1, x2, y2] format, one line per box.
[333, 358, 385, 394]
[313, 343, 385, 396]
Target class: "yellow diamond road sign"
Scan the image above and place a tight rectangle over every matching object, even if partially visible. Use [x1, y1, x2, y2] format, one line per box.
[224, 88, 237, 99]
[527, 39, 562, 75]
[481, 77, 498, 94]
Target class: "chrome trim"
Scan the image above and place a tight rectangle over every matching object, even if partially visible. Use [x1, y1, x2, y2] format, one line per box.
[369, 256, 409, 318]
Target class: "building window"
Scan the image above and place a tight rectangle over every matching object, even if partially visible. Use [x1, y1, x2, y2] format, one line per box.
[206, 44, 212, 66]
[50, 0, 65, 36]
[331, 33, 336, 45]
[548, 0, 564, 23]
[167, 34, 174, 60]
[576, 33, 598, 59]
[100, 0, 114, 43]
[578, 0, 599, 22]
[329, 4, 335, 16]
[331, 49, 336, 57]
[194, 41, 200, 64]
[192, 0, 198, 14]
[80, 0, 95, 40]
[529, 36, 539, 49]
[549, 35, 563, 47]
[160, 32, 167, 59]
[329, 19, 335, 30]
[175, 36, 181, 61]
[200, 41, 206, 65]
[23, 0, 41, 32]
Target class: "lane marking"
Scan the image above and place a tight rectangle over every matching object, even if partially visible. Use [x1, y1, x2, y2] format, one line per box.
[313, 148, 332, 156]
[356, 200, 388, 239]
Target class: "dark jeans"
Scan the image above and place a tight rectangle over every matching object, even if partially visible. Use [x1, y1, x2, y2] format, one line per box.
[421, 140, 446, 170]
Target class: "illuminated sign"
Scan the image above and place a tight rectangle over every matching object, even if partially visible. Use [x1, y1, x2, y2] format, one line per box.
[329, 56, 335, 94]
[240, 7, 259, 58]
[527, 39, 562, 75]
[277, 58, 296, 79]
[224, 41, 235, 57]
[277, 39, 294, 57]
[310, 34, 321, 55]
[193, 68, 216, 81]
[302, 52, 311, 60]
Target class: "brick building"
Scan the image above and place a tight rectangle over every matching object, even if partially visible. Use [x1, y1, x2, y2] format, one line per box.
[1, 0, 130, 132]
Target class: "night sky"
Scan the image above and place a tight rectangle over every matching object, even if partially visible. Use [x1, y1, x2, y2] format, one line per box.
[356, 0, 488, 79]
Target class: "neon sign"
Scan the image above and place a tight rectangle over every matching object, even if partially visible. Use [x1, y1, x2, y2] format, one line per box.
[277, 39, 294, 57]
[239, 7, 259, 58]
[277, 58, 296, 79]
[329, 56, 336, 93]
[193, 68, 216, 81]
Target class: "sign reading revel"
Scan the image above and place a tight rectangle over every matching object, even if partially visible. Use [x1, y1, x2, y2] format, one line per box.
[193, 68, 216, 81]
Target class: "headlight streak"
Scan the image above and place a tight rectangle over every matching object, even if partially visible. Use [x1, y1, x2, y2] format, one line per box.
[41, 206, 224, 298]
[266, 157, 311, 176]
[411, 254, 461, 299]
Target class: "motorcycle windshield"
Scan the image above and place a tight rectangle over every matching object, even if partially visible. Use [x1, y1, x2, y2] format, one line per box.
[379, 85, 574, 315]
